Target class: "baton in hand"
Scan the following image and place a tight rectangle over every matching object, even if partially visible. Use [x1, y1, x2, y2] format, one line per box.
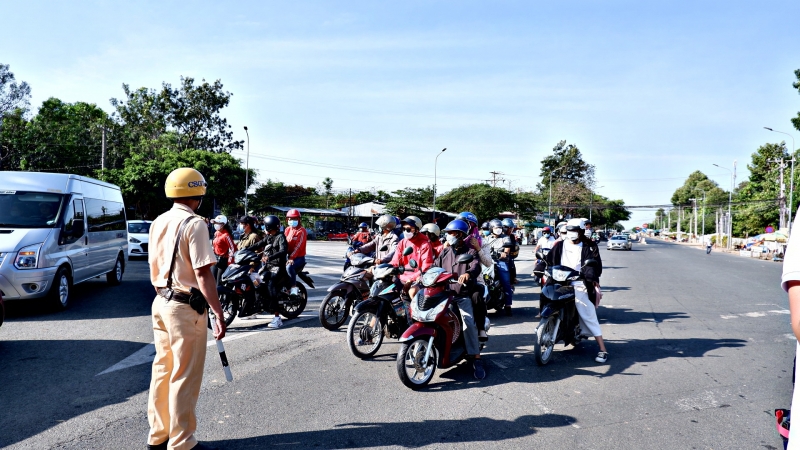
[210, 316, 233, 382]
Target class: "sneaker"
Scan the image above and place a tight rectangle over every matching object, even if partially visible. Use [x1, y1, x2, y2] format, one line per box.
[503, 306, 512, 317]
[478, 330, 488, 342]
[268, 316, 284, 328]
[473, 359, 486, 380]
[595, 351, 608, 363]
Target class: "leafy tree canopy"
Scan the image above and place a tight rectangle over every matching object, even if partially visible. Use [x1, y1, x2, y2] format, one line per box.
[0, 63, 30, 118]
[437, 183, 520, 222]
[385, 186, 434, 218]
[539, 140, 595, 186]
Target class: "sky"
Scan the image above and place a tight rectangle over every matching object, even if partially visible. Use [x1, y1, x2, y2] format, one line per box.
[2, 1, 799, 227]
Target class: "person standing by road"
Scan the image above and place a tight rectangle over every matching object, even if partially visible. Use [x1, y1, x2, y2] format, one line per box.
[211, 215, 236, 285]
[147, 168, 226, 450]
[284, 209, 307, 297]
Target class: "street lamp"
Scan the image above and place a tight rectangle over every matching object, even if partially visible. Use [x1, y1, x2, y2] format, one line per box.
[765, 127, 796, 228]
[588, 185, 604, 222]
[713, 162, 736, 249]
[243, 126, 251, 215]
[694, 187, 706, 239]
[547, 167, 564, 227]
[433, 148, 446, 222]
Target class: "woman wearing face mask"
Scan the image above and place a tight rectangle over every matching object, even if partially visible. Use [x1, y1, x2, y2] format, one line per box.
[544, 218, 608, 363]
[237, 216, 263, 250]
[211, 215, 237, 285]
[284, 209, 307, 296]
[390, 216, 433, 294]
[420, 223, 442, 258]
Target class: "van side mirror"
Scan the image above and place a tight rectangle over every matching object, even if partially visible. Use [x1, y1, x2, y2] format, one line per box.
[71, 219, 84, 237]
[409, 259, 418, 269]
[456, 254, 474, 264]
[402, 246, 414, 256]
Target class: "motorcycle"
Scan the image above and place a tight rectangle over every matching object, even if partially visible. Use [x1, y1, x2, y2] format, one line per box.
[346, 246, 413, 358]
[395, 253, 485, 389]
[343, 241, 372, 271]
[212, 248, 313, 326]
[532, 251, 598, 365]
[318, 252, 375, 331]
[531, 247, 550, 286]
[481, 264, 506, 312]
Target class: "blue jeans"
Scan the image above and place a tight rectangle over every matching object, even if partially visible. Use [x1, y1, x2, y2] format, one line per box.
[496, 261, 513, 306]
[288, 256, 306, 285]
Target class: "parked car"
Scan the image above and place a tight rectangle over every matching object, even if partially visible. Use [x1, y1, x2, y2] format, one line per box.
[127, 220, 152, 258]
[0, 172, 128, 311]
[607, 235, 632, 251]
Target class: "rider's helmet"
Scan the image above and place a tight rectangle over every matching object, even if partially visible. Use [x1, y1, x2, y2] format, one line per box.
[164, 168, 207, 198]
[565, 218, 585, 242]
[286, 209, 301, 219]
[376, 214, 395, 232]
[457, 212, 478, 229]
[358, 222, 369, 229]
[421, 223, 441, 237]
[264, 215, 281, 231]
[401, 216, 423, 231]
[489, 219, 503, 235]
[443, 219, 470, 237]
[501, 218, 515, 230]
[212, 214, 228, 225]
[542, 226, 551, 234]
[480, 221, 491, 230]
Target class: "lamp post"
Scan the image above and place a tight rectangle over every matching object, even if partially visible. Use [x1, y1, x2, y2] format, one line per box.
[243, 126, 250, 215]
[547, 167, 564, 227]
[713, 162, 736, 249]
[588, 185, 604, 222]
[433, 148, 446, 222]
[765, 127, 796, 228]
[694, 188, 706, 239]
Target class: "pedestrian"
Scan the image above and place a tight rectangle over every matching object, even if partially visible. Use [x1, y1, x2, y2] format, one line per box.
[211, 215, 236, 285]
[146, 168, 226, 450]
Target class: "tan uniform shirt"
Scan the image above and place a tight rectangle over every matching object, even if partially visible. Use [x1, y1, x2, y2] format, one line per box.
[148, 203, 216, 294]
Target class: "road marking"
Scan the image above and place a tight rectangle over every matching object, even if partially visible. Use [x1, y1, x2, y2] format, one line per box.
[720, 309, 789, 319]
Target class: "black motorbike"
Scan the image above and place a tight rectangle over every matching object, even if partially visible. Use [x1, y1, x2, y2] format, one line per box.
[346, 247, 413, 358]
[533, 252, 598, 365]
[213, 248, 314, 326]
[318, 252, 375, 330]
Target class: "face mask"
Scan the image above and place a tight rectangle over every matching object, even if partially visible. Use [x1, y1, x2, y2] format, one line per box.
[237, 224, 244, 232]
[543, 233, 550, 238]
[482, 230, 491, 236]
[403, 231, 414, 240]
[214, 224, 223, 231]
[445, 234, 460, 246]
[567, 231, 579, 241]
[492, 227, 503, 236]
[288, 220, 299, 227]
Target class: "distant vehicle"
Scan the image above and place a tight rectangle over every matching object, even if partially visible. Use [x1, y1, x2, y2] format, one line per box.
[0, 172, 128, 311]
[607, 235, 632, 251]
[127, 220, 152, 258]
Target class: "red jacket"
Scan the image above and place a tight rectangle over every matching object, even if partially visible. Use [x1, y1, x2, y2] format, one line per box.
[352, 231, 371, 245]
[390, 232, 433, 283]
[213, 230, 237, 264]
[284, 226, 307, 260]
[429, 238, 443, 258]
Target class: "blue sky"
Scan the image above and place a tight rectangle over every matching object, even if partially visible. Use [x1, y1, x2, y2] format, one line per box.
[3, 1, 799, 227]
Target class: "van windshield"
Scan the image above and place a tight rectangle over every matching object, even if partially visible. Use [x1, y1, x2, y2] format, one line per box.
[0, 191, 67, 228]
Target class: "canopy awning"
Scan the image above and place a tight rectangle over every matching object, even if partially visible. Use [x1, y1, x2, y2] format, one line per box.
[266, 206, 347, 216]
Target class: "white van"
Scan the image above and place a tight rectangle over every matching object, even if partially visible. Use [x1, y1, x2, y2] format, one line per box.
[0, 172, 128, 310]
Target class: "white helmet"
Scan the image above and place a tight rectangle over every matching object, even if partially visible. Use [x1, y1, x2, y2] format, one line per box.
[566, 218, 585, 230]
[421, 223, 440, 237]
[376, 214, 395, 231]
[212, 214, 228, 225]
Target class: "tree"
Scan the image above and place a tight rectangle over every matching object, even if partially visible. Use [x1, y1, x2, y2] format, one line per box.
[110, 77, 243, 154]
[734, 142, 788, 236]
[385, 186, 434, 217]
[792, 68, 800, 134]
[539, 140, 595, 186]
[670, 171, 729, 235]
[322, 177, 334, 208]
[436, 183, 518, 221]
[249, 180, 322, 212]
[0, 63, 30, 118]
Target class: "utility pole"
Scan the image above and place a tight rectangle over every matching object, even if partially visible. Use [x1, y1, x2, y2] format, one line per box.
[488, 171, 504, 188]
[769, 158, 789, 229]
[101, 128, 106, 179]
[689, 198, 698, 242]
[677, 206, 682, 241]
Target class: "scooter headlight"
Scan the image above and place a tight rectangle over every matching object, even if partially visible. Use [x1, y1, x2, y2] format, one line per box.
[15, 243, 42, 270]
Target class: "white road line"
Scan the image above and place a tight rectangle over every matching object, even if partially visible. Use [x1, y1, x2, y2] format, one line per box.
[720, 309, 789, 319]
[96, 343, 156, 376]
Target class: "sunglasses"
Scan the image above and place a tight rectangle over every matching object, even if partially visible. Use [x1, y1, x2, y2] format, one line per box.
[403, 227, 414, 232]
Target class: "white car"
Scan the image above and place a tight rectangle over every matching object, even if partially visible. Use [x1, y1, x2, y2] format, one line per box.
[607, 235, 632, 251]
[127, 220, 152, 258]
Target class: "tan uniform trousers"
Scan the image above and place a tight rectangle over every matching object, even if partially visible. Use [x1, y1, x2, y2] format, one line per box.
[147, 294, 208, 450]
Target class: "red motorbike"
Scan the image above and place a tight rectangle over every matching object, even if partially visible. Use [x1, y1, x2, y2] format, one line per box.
[395, 253, 480, 389]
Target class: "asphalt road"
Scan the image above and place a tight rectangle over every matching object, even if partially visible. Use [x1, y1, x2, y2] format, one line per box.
[0, 239, 793, 449]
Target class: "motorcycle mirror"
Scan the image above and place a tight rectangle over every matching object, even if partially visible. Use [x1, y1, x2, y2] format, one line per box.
[583, 258, 599, 268]
[535, 251, 544, 260]
[456, 254, 474, 264]
[379, 245, 389, 252]
[402, 246, 414, 256]
[409, 259, 418, 269]
[397, 266, 405, 273]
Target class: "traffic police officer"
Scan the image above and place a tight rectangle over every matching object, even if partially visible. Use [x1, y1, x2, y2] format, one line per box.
[147, 168, 226, 450]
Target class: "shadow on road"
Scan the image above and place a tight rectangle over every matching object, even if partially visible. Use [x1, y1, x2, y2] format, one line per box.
[0, 338, 152, 448]
[209, 414, 577, 449]
[599, 307, 690, 325]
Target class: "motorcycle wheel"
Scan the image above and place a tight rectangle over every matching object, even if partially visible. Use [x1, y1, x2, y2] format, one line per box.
[347, 310, 384, 358]
[208, 292, 239, 329]
[319, 290, 350, 330]
[534, 316, 557, 366]
[279, 284, 307, 320]
[396, 336, 437, 390]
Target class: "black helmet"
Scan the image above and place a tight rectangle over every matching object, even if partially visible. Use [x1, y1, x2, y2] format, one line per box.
[239, 216, 257, 227]
[264, 215, 281, 231]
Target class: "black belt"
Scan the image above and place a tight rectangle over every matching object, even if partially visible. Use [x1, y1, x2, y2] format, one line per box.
[157, 287, 191, 303]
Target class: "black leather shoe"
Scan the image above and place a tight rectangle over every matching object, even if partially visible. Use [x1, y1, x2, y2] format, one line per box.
[147, 441, 167, 450]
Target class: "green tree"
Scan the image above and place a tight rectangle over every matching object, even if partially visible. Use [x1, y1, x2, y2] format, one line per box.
[385, 186, 434, 217]
[436, 183, 518, 222]
[670, 171, 729, 235]
[0, 63, 30, 118]
[539, 140, 595, 186]
[792, 68, 800, 134]
[734, 142, 788, 236]
[321, 177, 334, 208]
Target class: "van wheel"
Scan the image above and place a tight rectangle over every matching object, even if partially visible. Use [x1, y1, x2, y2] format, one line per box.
[50, 267, 72, 311]
[107, 255, 124, 285]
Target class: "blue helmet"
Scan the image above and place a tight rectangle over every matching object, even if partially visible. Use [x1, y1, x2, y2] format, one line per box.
[443, 219, 470, 236]
[359, 222, 369, 228]
[457, 211, 478, 227]
[501, 218, 515, 229]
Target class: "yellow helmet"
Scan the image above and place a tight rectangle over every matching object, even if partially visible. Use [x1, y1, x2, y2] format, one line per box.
[164, 168, 207, 198]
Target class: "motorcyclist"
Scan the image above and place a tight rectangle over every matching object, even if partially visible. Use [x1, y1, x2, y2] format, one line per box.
[390, 215, 433, 296]
[284, 209, 307, 297]
[534, 226, 555, 255]
[433, 219, 485, 380]
[484, 219, 514, 316]
[454, 212, 494, 268]
[421, 223, 443, 258]
[351, 222, 372, 245]
[351, 214, 400, 264]
[260, 215, 290, 329]
[553, 221, 567, 243]
[501, 218, 519, 284]
[544, 218, 608, 363]
[237, 216, 263, 249]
